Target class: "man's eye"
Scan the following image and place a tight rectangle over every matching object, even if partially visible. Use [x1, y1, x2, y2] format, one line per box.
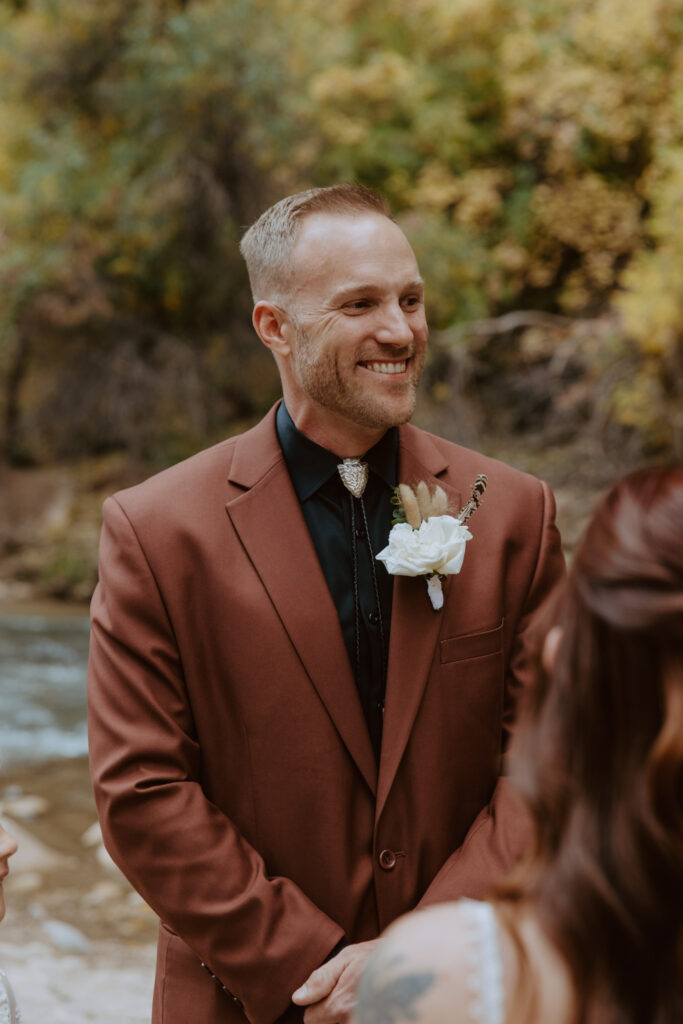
[344, 300, 372, 312]
[402, 295, 422, 309]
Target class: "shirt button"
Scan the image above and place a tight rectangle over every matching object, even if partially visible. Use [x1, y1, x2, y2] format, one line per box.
[368, 610, 380, 626]
[355, 526, 365, 539]
[378, 849, 397, 870]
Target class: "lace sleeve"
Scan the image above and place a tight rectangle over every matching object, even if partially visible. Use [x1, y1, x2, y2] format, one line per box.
[356, 899, 506, 1024]
[457, 899, 505, 1024]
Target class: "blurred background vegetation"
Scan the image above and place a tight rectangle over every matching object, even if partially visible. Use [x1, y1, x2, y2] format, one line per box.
[0, 0, 682, 599]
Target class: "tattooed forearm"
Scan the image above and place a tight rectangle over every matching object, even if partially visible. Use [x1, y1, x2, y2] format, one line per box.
[355, 951, 436, 1024]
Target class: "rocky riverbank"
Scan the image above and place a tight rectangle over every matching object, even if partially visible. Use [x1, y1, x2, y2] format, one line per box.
[1, 757, 157, 1022]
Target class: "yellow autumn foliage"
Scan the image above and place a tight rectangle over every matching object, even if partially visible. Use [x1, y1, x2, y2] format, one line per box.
[0, 0, 682, 459]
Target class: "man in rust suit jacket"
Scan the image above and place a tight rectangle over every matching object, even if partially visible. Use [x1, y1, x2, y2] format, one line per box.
[87, 185, 564, 1024]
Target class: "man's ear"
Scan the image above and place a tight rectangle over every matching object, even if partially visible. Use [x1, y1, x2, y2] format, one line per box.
[252, 301, 293, 357]
[541, 625, 563, 675]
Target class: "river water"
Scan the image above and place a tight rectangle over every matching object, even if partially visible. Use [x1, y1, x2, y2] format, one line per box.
[0, 612, 90, 767]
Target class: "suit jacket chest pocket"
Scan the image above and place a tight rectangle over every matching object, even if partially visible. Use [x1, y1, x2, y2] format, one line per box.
[438, 620, 505, 762]
[440, 619, 504, 666]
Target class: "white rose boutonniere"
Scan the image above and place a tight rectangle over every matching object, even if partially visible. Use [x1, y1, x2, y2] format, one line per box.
[376, 475, 488, 610]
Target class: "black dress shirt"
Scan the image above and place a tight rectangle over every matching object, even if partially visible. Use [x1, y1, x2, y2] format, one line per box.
[276, 401, 396, 760]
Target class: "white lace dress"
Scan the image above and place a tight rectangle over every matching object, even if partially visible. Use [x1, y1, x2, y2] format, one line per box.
[458, 899, 505, 1024]
[0, 970, 21, 1024]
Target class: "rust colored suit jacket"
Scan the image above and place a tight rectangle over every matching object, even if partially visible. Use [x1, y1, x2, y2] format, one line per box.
[87, 406, 564, 1024]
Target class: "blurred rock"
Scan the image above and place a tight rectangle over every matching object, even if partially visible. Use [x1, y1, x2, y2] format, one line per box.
[80, 821, 102, 848]
[0, 467, 74, 549]
[3, 794, 48, 821]
[95, 843, 121, 876]
[3, 819, 69, 875]
[5, 871, 42, 894]
[0, 921, 155, 1024]
[42, 919, 92, 953]
[81, 881, 121, 907]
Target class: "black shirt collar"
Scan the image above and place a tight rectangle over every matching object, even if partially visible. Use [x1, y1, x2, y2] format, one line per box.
[276, 400, 397, 502]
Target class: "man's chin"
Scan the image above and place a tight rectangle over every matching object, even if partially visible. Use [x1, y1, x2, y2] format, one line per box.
[352, 395, 417, 431]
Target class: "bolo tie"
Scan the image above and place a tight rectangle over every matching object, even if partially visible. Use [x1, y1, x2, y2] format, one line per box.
[337, 458, 387, 687]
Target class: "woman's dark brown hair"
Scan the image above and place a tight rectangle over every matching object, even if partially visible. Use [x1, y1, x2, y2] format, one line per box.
[501, 467, 683, 1023]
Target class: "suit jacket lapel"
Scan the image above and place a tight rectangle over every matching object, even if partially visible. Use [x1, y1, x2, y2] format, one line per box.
[376, 425, 462, 820]
[226, 408, 377, 795]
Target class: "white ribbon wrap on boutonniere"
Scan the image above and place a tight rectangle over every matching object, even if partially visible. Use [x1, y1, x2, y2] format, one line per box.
[376, 475, 488, 610]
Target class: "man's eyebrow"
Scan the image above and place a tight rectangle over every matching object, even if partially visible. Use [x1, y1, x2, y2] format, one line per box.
[331, 279, 425, 303]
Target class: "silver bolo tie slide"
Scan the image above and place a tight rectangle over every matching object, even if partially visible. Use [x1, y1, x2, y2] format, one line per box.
[337, 458, 369, 498]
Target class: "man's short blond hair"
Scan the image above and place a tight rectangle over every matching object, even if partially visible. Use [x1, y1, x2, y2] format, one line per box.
[239, 184, 393, 304]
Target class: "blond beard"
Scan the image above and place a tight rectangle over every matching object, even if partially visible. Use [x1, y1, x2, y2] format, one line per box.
[292, 320, 423, 431]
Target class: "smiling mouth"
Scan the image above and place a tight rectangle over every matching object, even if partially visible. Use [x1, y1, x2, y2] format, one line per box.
[359, 360, 408, 375]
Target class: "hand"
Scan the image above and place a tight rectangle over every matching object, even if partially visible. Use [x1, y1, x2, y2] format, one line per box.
[292, 940, 378, 1024]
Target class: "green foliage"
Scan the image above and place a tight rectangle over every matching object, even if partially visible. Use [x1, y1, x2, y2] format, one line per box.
[0, 0, 681, 462]
[390, 486, 408, 527]
[290, 0, 683, 450]
[0, 0, 290, 460]
[40, 548, 95, 600]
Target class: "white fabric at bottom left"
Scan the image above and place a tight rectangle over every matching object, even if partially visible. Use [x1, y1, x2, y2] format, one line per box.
[0, 969, 22, 1024]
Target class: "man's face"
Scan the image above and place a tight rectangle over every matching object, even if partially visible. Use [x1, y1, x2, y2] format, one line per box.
[280, 211, 428, 447]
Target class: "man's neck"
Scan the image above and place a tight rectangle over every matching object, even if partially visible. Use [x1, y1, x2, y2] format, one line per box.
[285, 403, 388, 459]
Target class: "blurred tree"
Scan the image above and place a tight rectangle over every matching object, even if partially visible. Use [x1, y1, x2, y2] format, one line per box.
[287, 0, 683, 456]
[0, 0, 682, 464]
[0, 0, 302, 462]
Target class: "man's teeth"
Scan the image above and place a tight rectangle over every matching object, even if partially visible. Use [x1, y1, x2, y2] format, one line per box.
[364, 361, 406, 374]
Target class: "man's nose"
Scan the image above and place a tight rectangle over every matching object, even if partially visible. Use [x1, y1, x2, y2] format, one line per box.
[375, 302, 416, 347]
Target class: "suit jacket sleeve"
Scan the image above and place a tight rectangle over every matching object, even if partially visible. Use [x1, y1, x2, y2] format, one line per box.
[87, 496, 344, 1024]
[418, 479, 565, 903]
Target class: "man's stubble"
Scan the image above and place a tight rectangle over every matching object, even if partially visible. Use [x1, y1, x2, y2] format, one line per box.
[291, 321, 425, 435]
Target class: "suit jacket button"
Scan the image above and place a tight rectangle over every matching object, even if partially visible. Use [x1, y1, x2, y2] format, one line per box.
[378, 849, 397, 870]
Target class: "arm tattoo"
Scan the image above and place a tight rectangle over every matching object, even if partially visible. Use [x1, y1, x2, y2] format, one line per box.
[355, 951, 436, 1024]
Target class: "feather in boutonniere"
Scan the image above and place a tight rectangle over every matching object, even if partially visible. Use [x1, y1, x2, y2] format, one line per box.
[377, 475, 488, 610]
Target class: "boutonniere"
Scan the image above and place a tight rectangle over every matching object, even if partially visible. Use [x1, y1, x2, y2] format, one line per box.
[376, 475, 488, 610]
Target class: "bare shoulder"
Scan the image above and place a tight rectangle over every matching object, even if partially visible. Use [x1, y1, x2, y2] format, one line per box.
[354, 902, 574, 1024]
[354, 903, 486, 1024]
